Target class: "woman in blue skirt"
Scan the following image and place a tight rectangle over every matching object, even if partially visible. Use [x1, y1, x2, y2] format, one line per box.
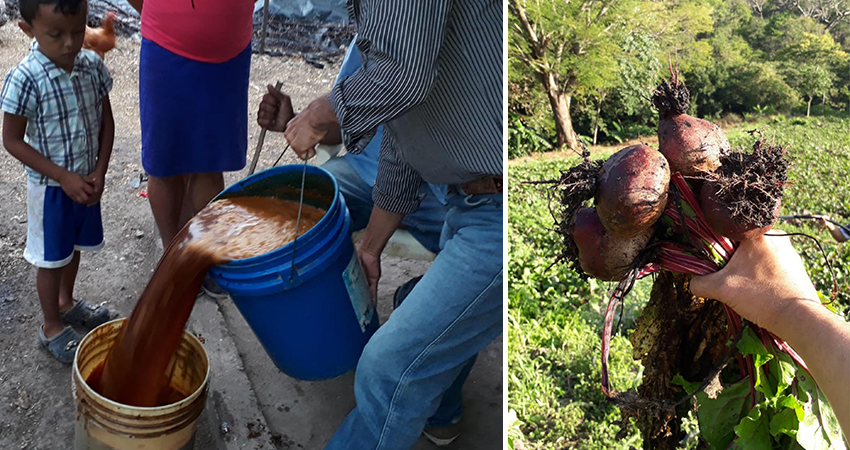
[127, 0, 254, 296]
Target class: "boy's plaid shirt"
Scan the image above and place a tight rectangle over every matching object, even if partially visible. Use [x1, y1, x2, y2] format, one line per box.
[0, 42, 112, 186]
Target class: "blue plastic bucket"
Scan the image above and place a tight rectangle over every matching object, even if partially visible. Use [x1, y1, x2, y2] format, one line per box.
[208, 165, 379, 380]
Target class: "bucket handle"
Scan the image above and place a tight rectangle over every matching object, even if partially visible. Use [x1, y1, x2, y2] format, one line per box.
[288, 158, 310, 285]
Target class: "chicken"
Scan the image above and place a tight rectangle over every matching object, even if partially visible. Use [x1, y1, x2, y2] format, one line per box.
[83, 12, 117, 59]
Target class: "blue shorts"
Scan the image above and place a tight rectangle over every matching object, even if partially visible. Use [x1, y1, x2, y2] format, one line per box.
[24, 182, 103, 268]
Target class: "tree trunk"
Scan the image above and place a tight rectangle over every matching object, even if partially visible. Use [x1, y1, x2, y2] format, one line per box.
[541, 71, 579, 150]
[807, 96, 813, 117]
[593, 94, 604, 145]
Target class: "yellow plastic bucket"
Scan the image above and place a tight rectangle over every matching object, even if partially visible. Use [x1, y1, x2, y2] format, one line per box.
[72, 318, 209, 450]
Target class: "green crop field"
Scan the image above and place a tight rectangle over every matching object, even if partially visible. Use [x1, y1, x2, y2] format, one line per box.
[507, 116, 850, 449]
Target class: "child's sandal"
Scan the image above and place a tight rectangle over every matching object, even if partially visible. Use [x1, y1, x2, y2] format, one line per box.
[60, 301, 110, 329]
[38, 326, 81, 364]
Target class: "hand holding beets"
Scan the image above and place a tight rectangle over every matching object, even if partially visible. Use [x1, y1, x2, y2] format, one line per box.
[689, 232, 819, 330]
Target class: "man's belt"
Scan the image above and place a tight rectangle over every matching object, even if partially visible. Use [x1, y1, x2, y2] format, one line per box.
[455, 176, 503, 195]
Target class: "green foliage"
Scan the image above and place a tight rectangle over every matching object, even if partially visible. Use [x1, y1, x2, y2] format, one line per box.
[688, 328, 846, 450]
[509, 155, 653, 449]
[509, 118, 850, 449]
[509, 113, 553, 158]
[508, 0, 850, 154]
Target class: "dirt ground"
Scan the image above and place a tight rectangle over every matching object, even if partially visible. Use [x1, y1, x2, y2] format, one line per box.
[0, 24, 328, 448]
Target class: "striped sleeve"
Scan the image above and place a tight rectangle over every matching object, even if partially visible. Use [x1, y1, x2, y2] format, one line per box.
[0, 66, 37, 119]
[328, 0, 451, 151]
[373, 132, 423, 215]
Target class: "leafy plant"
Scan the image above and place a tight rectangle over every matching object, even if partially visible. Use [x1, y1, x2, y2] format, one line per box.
[509, 113, 553, 158]
[509, 117, 850, 450]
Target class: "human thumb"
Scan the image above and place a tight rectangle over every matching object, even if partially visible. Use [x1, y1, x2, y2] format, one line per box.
[267, 84, 288, 102]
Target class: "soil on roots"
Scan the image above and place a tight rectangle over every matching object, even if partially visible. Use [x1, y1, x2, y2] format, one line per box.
[711, 135, 789, 228]
[553, 159, 603, 279]
[651, 79, 690, 119]
[612, 272, 729, 449]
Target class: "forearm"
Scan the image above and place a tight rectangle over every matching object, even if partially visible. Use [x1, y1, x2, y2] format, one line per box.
[359, 206, 405, 255]
[768, 299, 849, 437]
[4, 138, 69, 183]
[828, 226, 848, 243]
[94, 100, 115, 175]
[319, 124, 342, 146]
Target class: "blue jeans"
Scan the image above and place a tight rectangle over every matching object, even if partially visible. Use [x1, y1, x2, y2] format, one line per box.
[321, 157, 447, 254]
[324, 188, 503, 450]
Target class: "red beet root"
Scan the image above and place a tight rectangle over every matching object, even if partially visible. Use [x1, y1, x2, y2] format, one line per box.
[572, 207, 654, 281]
[596, 145, 670, 238]
[652, 79, 730, 177]
[700, 182, 780, 241]
[698, 136, 788, 241]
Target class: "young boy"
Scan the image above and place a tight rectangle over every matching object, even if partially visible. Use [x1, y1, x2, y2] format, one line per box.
[1, 0, 114, 363]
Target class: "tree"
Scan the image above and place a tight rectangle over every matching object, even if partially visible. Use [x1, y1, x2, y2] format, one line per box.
[508, 0, 623, 151]
[791, 64, 836, 115]
[779, 30, 850, 113]
[777, 0, 850, 30]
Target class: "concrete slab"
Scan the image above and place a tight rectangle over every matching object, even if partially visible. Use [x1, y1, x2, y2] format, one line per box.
[188, 296, 277, 450]
[217, 255, 504, 449]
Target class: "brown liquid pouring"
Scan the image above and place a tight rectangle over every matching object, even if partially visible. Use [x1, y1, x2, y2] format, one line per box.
[95, 196, 325, 407]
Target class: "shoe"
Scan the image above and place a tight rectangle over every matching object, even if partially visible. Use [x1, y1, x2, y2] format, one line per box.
[38, 326, 82, 364]
[60, 300, 110, 329]
[422, 423, 462, 447]
[200, 274, 229, 299]
[393, 275, 424, 309]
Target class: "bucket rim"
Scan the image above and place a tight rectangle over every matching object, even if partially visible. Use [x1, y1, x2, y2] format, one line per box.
[211, 164, 340, 267]
[73, 318, 211, 412]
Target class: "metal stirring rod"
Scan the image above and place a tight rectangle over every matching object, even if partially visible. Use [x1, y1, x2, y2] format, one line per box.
[249, 80, 284, 175]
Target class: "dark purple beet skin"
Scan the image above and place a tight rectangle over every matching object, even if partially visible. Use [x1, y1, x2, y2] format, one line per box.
[658, 115, 730, 177]
[700, 182, 781, 241]
[572, 207, 654, 281]
[596, 145, 670, 238]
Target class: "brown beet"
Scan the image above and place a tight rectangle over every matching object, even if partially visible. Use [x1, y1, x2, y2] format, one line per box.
[700, 182, 781, 241]
[596, 145, 670, 238]
[652, 79, 730, 177]
[572, 207, 654, 281]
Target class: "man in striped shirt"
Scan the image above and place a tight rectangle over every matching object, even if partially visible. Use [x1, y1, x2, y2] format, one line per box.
[258, 0, 502, 448]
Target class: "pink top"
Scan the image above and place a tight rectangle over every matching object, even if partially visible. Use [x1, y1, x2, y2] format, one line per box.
[141, 0, 255, 63]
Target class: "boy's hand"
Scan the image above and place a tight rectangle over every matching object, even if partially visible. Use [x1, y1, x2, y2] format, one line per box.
[85, 170, 106, 205]
[59, 171, 96, 204]
[257, 84, 294, 132]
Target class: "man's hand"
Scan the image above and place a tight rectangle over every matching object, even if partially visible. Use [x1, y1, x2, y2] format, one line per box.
[257, 84, 295, 132]
[355, 206, 406, 300]
[355, 239, 382, 300]
[690, 231, 819, 330]
[59, 171, 96, 204]
[813, 214, 847, 242]
[284, 96, 338, 160]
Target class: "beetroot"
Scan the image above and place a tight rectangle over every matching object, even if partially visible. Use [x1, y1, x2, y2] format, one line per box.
[699, 135, 788, 241]
[571, 207, 654, 281]
[596, 145, 670, 238]
[700, 183, 781, 241]
[652, 79, 730, 177]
